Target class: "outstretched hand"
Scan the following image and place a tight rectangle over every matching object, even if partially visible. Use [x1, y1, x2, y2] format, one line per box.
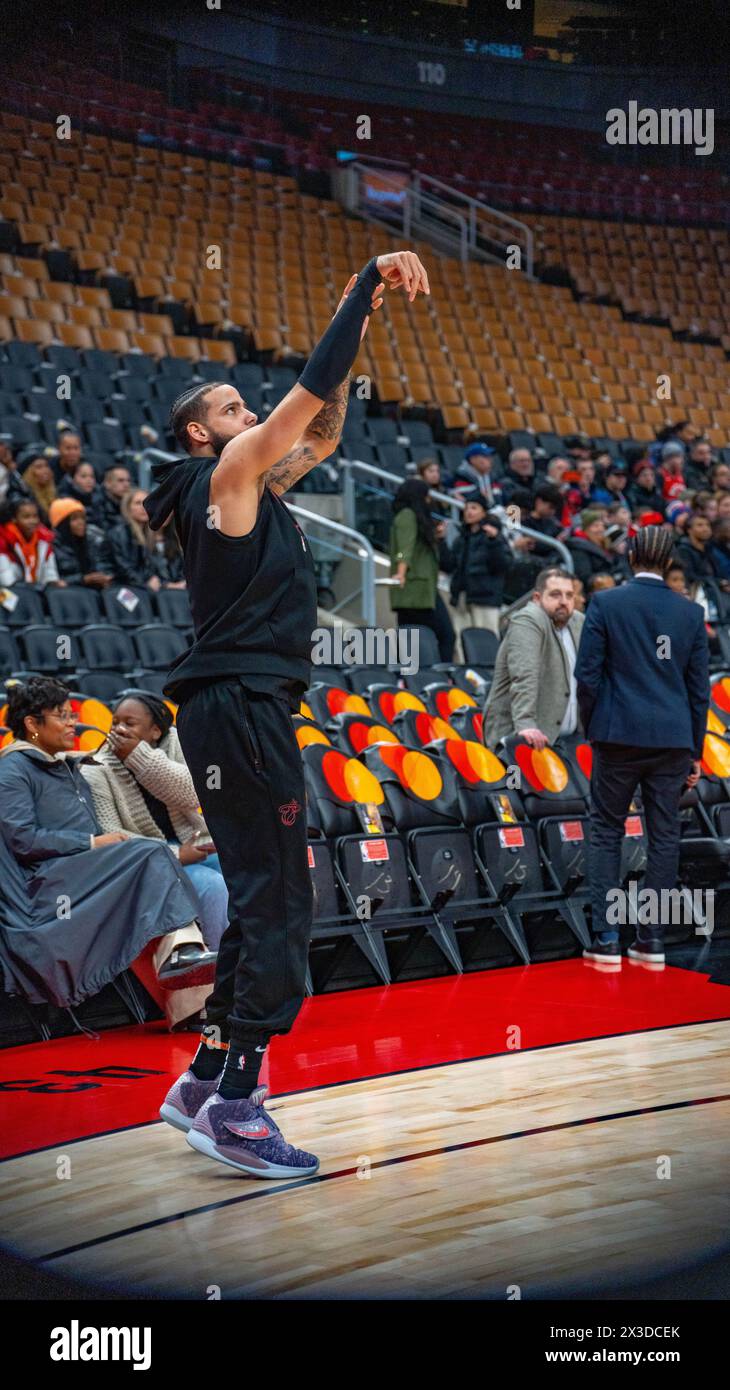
[376, 250, 430, 302]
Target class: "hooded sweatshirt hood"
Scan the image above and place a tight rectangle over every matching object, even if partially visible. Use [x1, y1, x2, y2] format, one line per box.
[144, 455, 210, 531]
[0, 739, 93, 764]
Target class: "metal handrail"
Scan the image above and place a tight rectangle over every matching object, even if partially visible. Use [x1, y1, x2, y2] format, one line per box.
[136, 447, 178, 490]
[288, 505, 378, 627]
[340, 457, 463, 528]
[413, 171, 535, 277]
[349, 160, 534, 275]
[339, 457, 573, 572]
[136, 452, 570, 631]
[135, 449, 379, 622]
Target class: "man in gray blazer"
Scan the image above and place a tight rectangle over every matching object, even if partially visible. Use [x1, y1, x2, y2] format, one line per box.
[484, 567, 584, 750]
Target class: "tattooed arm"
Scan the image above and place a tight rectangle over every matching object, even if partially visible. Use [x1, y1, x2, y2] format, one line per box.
[265, 377, 350, 496]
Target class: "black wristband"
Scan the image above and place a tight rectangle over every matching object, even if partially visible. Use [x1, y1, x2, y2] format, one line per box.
[299, 258, 381, 401]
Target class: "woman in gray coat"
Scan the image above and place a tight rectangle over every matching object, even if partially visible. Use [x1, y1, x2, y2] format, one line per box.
[0, 677, 213, 1023]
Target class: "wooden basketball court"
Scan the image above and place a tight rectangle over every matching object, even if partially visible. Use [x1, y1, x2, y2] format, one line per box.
[1, 960, 729, 1299]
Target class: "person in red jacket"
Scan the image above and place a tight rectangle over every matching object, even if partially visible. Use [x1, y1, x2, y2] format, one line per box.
[0, 499, 64, 587]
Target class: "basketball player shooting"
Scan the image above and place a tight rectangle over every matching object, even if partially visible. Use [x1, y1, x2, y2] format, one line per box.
[148, 251, 430, 1177]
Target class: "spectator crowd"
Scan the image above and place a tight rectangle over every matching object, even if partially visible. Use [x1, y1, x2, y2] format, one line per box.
[388, 419, 730, 659]
[0, 412, 725, 1035]
[0, 429, 184, 591]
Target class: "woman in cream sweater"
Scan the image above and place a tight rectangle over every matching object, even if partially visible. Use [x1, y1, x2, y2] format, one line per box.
[82, 690, 228, 951]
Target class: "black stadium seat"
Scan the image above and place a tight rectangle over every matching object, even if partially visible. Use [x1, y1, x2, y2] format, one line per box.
[72, 670, 128, 703]
[376, 443, 409, 474]
[460, 627, 500, 669]
[45, 586, 103, 629]
[68, 395, 106, 426]
[397, 624, 441, 668]
[0, 629, 21, 674]
[21, 625, 80, 676]
[0, 416, 36, 445]
[87, 422, 125, 454]
[78, 623, 138, 672]
[127, 670, 170, 696]
[133, 623, 189, 670]
[366, 418, 398, 443]
[1, 365, 35, 393]
[0, 585, 45, 628]
[101, 587, 155, 628]
[4, 341, 41, 368]
[154, 588, 193, 629]
[43, 345, 80, 373]
[401, 421, 434, 446]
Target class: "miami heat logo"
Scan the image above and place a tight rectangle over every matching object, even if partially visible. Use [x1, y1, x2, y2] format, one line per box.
[278, 799, 301, 826]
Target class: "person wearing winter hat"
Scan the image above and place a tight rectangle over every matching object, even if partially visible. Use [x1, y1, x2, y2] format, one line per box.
[451, 442, 498, 506]
[666, 500, 691, 534]
[3, 446, 56, 521]
[51, 499, 114, 588]
[661, 440, 685, 465]
[659, 443, 687, 502]
[600, 461, 630, 508]
[526, 483, 565, 557]
[441, 489, 512, 639]
[626, 460, 666, 518]
[562, 463, 597, 521]
[567, 509, 622, 586]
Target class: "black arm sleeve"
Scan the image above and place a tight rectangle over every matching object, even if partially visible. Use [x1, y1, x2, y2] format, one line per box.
[299, 258, 381, 401]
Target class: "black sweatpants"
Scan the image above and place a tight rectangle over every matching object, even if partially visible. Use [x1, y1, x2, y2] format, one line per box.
[588, 742, 692, 942]
[175, 678, 313, 1046]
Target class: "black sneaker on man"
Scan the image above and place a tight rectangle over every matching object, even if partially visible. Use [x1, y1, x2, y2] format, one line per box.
[627, 938, 665, 967]
[583, 938, 622, 965]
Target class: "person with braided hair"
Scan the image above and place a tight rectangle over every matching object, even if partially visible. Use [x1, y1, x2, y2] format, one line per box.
[148, 250, 430, 1176]
[82, 690, 228, 956]
[575, 525, 710, 967]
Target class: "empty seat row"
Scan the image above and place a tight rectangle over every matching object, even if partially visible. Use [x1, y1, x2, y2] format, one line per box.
[0, 583, 192, 632]
[0, 622, 189, 676]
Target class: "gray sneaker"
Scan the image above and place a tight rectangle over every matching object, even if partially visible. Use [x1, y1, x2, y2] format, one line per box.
[186, 1087, 320, 1178]
[159, 1069, 220, 1133]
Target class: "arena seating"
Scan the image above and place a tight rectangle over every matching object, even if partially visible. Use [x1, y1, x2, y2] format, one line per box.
[2, 49, 730, 1032]
[1, 99, 728, 457]
[7, 658, 728, 1001]
[5, 49, 727, 223]
[526, 213, 730, 358]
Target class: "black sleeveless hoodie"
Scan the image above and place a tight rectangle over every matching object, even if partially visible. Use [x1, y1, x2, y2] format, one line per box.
[144, 455, 317, 706]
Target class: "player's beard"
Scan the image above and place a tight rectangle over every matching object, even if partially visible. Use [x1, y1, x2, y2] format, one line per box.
[207, 426, 246, 456]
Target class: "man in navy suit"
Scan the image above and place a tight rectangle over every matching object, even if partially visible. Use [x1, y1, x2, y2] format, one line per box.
[575, 526, 710, 966]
